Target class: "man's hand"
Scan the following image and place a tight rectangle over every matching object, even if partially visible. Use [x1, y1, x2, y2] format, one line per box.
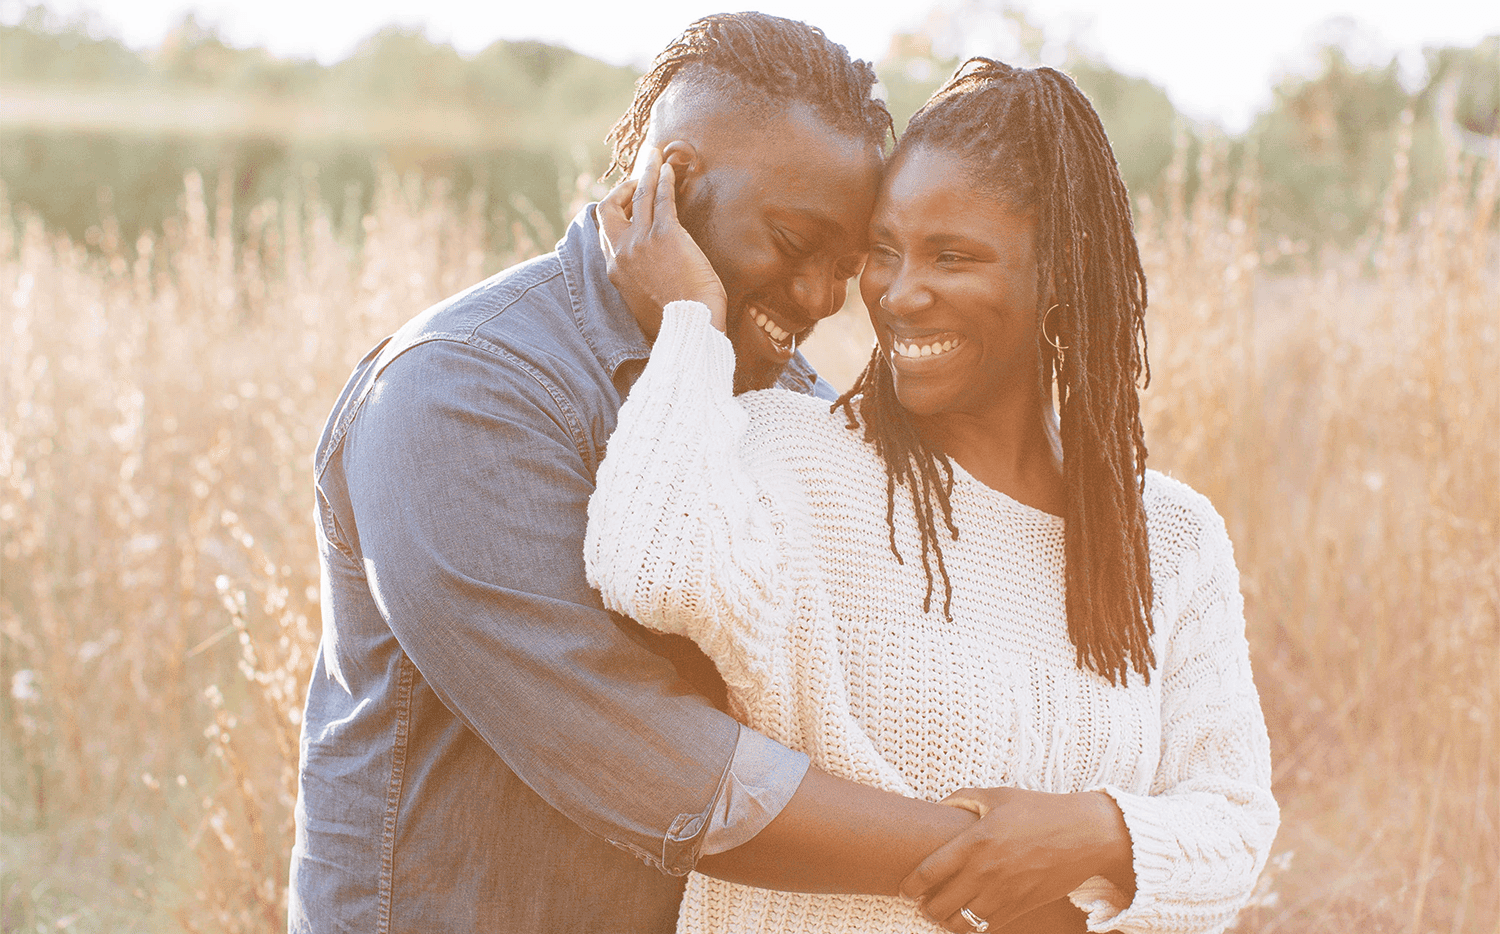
[901, 787, 1135, 932]
[598, 146, 728, 339]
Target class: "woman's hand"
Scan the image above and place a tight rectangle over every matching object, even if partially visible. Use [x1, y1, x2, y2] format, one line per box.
[902, 787, 1136, 932]
[597, 146, 728, 339]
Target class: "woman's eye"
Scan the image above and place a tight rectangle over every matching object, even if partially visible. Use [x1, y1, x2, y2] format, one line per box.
[936, 251, 968, 265]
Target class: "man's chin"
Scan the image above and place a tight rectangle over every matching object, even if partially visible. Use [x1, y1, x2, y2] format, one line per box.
[732, 357, 784, 395]
[726, 302, 805, 394]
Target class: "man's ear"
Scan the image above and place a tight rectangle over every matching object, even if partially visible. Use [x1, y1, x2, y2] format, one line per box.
[661, 140, 700, 175]
[661, 141, 703, 199]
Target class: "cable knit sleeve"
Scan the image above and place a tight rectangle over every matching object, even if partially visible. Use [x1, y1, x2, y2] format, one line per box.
[1071, 486, 1280, 934]
[585, 301, 809, 706]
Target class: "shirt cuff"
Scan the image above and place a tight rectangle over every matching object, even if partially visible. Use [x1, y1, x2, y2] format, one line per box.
[699, 724, 811, 856]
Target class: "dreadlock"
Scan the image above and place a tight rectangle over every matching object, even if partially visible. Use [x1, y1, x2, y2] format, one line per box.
[833, 58, 1155, 686]
[836, 349, 961, 619]
[605, 12, 893, 179]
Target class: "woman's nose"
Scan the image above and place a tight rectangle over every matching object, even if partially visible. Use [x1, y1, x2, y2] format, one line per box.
[879, 266, 931, 317]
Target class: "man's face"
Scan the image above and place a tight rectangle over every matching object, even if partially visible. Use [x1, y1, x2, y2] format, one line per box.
[676, 104, 882, 392]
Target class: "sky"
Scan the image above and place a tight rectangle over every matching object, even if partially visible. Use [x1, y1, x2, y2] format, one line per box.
[8, 0, 1498, 132]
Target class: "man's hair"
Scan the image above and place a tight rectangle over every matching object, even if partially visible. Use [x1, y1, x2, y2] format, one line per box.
[605, 12, 893, 178]
[832, 58, 1156, 687]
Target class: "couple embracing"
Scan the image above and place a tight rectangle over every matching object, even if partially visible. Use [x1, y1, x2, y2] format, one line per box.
[288, 12, 1277, 934]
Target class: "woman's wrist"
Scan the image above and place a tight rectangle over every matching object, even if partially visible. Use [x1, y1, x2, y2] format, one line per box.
[1083, 790, 1136, 897]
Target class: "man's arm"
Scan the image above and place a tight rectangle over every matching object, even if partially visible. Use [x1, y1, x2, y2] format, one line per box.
[345, 338, 976, 886]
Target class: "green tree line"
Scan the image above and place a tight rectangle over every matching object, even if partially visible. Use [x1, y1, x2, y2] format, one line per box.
[2, 5, 1496, 253]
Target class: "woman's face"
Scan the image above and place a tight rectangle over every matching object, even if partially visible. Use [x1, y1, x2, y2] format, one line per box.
[859, 145, 1043, 423]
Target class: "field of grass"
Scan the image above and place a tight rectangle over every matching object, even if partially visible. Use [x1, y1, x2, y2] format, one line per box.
[2, 122, 1496, 931]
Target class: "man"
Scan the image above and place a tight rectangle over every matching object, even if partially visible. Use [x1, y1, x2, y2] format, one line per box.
[289, 13, 994, 933]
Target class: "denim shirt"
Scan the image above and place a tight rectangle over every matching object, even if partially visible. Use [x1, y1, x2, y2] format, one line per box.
[289, 206, 826, 933]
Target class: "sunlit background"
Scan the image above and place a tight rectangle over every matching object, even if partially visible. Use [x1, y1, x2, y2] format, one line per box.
[1, 2, 1496, 932]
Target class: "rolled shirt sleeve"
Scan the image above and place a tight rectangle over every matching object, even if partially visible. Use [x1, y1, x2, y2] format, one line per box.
[703, 724, 811, 855]
[339, 338, 808, 873]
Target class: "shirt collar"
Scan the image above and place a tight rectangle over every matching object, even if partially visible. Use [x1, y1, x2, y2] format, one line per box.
[558, 203, 651, 381]
[557, 203, 822, 395]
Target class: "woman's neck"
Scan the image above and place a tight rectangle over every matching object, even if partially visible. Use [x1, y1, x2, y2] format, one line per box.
[915, 392, 1065, 517]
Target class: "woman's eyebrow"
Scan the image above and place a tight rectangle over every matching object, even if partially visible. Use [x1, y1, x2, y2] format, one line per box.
[867, 227, 987, 250]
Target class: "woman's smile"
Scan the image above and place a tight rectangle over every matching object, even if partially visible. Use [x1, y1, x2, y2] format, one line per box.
[890, 334, 964, 360]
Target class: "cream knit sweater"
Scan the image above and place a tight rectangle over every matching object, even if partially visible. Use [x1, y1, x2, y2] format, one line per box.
[585, 303, 1278, 934]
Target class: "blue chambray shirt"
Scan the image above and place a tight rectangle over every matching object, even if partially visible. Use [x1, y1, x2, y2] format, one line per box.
[289, 205, 829, 933]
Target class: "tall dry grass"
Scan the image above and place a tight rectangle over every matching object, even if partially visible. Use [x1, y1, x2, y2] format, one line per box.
[1132, 119, 1498, 931]
[2, 116, 1496, 932]
[0, 167, 564, 931]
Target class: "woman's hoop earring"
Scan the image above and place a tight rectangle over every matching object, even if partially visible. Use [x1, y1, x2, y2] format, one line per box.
[1042, 303, 1069, 376]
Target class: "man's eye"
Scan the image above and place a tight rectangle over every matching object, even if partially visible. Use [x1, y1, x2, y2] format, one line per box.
[776, 229, 814, 259]
[936, 251, 968, 264]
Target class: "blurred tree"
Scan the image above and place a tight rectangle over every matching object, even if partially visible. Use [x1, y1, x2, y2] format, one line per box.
[4, 9, 1491, 253]
[875, 31, 957, 133]
[326, 26, 471, 104]
[1424, 37, 1499, 140]
[1066, 62, 1179, 199]
[0, 6, 147, 84]
[1253, 42, 1411, 245]
[1253, 30, 1498, 247]
[874, 19, 1182, 204]
[0, 14, 636, 250]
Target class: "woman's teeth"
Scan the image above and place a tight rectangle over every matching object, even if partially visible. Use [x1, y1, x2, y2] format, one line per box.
[893, 337, 960, 359]
[753, 310, 793, 346]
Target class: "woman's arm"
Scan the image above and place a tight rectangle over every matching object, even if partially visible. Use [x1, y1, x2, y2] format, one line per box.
[585, 148, 795, 701]
[1070, 502, 1279, 933]
[585, 298, 802, 700]
[902, 496, 1279, 933]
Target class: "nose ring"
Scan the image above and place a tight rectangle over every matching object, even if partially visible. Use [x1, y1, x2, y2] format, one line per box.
[878, 294, 891, 311]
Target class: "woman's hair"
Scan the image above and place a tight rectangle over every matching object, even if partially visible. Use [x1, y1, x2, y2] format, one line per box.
[833, 58, 1155, 686]
[605, 12, 893, 179]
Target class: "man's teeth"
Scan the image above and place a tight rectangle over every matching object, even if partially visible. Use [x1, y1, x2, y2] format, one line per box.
[753, 311, 792, 345]
[893, 337, 961, 359]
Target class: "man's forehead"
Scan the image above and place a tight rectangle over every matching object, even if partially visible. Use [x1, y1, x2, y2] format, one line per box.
[717, 105, 880, 180]
[754, 163, 881, 248]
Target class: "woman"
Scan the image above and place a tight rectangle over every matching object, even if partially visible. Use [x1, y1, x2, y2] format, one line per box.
[586, 59, 1277, 934]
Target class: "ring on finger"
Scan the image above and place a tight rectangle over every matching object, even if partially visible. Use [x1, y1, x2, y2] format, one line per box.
[960, 907, 990, 933]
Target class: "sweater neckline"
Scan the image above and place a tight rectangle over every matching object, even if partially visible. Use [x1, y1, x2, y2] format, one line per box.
[947, 456, 1067, 529]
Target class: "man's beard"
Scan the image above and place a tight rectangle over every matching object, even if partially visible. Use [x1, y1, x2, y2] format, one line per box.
[678, 183, 807, 395]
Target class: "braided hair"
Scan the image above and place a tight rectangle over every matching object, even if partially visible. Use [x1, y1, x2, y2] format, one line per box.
[606, 12, 893, 179]
[833, 58, 1155, 686]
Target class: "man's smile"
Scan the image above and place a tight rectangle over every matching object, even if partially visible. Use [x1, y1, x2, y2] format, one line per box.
[745, 301, 810, 359]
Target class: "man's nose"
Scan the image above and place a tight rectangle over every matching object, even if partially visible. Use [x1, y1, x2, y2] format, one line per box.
[789, 263, 844, 322]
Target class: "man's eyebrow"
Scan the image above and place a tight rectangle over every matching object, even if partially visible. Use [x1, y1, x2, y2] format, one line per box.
[770, 207, 847, 241]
